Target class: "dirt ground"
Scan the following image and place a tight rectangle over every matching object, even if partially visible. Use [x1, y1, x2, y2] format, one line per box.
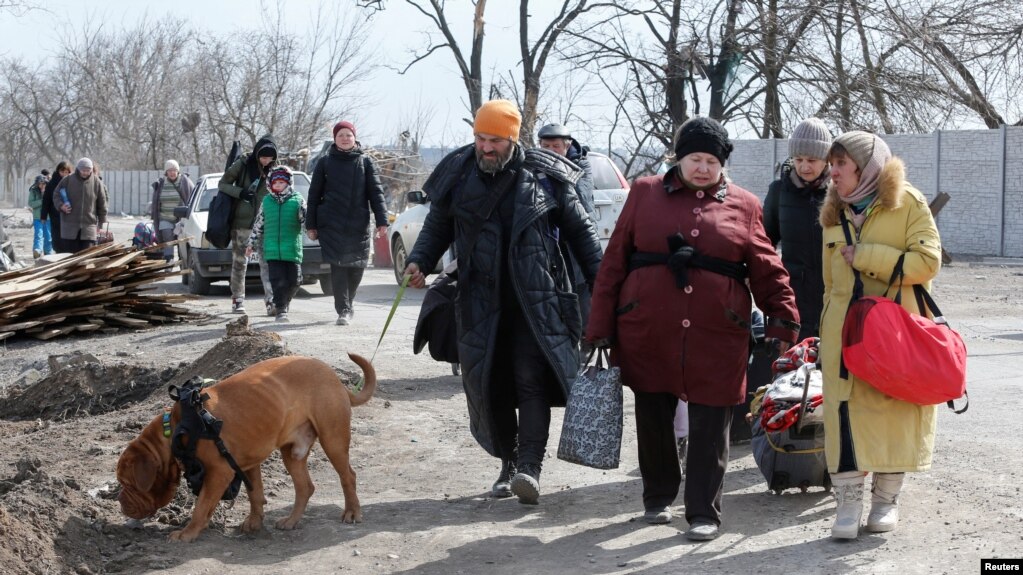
[1, 208, 1022, 575]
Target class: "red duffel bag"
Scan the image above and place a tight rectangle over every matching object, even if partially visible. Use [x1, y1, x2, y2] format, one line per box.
[840, 252, 968, 412]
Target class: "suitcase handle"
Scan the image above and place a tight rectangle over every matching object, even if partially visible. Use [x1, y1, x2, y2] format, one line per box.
[795, 364, 813, 435]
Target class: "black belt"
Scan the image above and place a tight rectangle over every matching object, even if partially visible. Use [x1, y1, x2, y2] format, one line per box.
[628, 251, 748, 284]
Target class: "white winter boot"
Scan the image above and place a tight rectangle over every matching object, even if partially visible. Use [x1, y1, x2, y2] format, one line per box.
[866, 472, 904, 533]
[831, 471, 866, 540]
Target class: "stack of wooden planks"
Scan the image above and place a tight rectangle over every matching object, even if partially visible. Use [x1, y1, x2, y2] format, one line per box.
[0, 239, 204, 341]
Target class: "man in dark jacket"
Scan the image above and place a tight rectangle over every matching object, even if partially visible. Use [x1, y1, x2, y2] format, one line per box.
[763, 117, 832, 340]
[218, 135, 278, 314]
[538, 123, 596, 345]
[404, 100, 602, 506]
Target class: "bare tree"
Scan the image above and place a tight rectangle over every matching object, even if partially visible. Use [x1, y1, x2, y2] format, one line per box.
[363, 0, 487, 122]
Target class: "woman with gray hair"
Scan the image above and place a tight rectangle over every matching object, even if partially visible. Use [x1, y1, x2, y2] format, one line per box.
[818, 131, 942, 539]
[150, 160, 194, 261]
[53, 158, 108, 254]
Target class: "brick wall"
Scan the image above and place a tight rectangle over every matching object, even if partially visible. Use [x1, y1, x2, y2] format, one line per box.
[725, 127, 1022, 257]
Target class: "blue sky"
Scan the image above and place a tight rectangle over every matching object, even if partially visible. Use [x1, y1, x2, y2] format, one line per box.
[0, 0, 593, 148]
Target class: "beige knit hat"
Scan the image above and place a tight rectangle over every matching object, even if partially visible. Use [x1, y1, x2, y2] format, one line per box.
[788, 118, 832, 160]
[833, 130, 878, 171]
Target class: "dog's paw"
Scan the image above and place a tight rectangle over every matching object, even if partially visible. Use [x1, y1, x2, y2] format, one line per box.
[274, 517, 300, 531]
[341, 508, 363, 524]
[168, 529, 200, 543]
[240, 516, 264, 534]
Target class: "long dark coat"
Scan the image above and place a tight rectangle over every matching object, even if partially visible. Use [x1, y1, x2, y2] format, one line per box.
[307, 145, 388, 267]
[407, 144, 602, 457]
[763, 162, 828, 340]
[586, 167, 799, 407]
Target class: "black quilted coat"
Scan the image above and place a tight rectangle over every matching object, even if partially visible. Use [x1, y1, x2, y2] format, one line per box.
[406, 144, 602, 457]
[307, 145, 388, 267]
[763, 162, 828, 340]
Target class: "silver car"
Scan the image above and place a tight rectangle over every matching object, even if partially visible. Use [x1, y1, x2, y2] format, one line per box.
[386, 152, 629, 285]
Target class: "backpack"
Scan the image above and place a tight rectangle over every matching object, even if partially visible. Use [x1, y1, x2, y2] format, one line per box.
[207, 143, 246, 249]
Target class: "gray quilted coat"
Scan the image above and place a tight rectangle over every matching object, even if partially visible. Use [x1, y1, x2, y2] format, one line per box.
[407, 144, 603, 457]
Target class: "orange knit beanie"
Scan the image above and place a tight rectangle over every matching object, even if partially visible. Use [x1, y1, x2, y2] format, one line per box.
[473, 100, 521, 142]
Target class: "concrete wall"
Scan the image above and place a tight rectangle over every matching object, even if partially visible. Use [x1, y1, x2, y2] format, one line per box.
[726, 127, 1023, 257]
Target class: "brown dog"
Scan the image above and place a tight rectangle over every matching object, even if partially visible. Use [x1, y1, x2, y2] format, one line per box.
[116, 353, 376, 542]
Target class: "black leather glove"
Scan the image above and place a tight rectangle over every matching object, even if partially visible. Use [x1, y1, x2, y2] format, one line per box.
[666, 233, 694, 289]
[239, 189, 255, 203]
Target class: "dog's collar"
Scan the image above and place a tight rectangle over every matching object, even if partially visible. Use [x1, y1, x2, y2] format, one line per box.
[161, 409, 172, 438]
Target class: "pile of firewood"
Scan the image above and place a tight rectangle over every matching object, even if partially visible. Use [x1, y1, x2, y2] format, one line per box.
[0, 239, 205, 341]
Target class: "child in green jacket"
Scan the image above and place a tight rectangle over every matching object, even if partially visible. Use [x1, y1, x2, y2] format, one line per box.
[246, 166, 306, 322]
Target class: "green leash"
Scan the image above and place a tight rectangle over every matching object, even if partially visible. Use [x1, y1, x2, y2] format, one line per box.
[356, 273, 410, 390]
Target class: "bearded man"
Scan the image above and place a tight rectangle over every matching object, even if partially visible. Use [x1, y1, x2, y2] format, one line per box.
[404, 100, 602, 505]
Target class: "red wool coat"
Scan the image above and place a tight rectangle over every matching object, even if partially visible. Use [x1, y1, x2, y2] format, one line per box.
[586, 170, 799, 406]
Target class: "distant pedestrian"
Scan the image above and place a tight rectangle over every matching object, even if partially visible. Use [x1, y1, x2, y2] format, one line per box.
[150, 159, 194, 261]
[41, 161, 72, 253]
[306, 121, 388, 326]
[28, 174, 52, 258]
[53, 158, 108, 253]
[247, 166, 306, 322]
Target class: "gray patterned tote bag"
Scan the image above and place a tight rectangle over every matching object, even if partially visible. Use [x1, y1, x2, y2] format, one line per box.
[557, 348, 623, 469]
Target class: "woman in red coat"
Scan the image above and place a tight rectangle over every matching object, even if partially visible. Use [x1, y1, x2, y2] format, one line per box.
[586, 118, 799, 541]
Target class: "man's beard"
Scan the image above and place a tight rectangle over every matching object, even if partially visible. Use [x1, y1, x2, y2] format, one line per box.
[476, 145, 515, 174]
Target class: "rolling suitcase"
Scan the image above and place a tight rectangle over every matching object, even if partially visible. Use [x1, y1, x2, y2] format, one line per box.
[751, 362, 830, 494]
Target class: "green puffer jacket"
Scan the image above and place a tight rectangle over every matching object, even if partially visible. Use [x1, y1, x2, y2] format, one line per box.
[259, 193, 303, 263]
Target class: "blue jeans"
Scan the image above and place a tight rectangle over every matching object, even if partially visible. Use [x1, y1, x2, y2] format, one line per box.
[33, 219, 53, 254]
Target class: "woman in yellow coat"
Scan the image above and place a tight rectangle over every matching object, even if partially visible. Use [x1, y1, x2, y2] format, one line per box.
[818, 131, 942, 540]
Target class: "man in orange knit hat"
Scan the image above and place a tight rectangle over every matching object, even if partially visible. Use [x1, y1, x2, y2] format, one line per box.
[404, 100, 602, 505]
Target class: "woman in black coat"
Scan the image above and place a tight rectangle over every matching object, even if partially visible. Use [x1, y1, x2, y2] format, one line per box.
[763, 117, 833, 341]
[41, 161, 73, 254]
[306, 121, 388, 325]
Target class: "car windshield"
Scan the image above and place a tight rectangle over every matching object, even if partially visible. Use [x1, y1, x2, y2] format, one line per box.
[195, 173, 312, 211]
[590, 156, 625, 190]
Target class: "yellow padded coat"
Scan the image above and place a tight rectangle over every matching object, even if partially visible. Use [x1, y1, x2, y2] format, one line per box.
[819, 157, 942, 473]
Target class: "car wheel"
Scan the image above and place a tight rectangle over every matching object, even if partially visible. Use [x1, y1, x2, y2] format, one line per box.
[392, 236, 408, 285]
[319, 275, 333, 296]
[188, 250, 212, 296]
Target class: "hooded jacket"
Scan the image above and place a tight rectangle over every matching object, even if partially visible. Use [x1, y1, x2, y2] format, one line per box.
[218, 135, 278, 230]
[406, 144, 602, 457]
[306, 144, 387, 267]
[818, 157, 942, 472]
[763, 160, 829, 339]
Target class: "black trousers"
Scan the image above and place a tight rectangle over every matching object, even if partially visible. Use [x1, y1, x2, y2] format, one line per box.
[48, 216, 66, 253]
[64, 230, 96, 254]
[267, 260, 301, 312]
[329, 264, 364, 316]
[490, 312, 560, 469]
[634, 391, 731, 525]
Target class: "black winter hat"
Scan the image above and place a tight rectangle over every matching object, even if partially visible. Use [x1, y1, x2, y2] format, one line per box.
[673, 117, 733, 164]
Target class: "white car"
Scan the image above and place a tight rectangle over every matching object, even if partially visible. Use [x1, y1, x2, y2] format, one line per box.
[386, 152, 629, 285]
[174, 171, 332, 295]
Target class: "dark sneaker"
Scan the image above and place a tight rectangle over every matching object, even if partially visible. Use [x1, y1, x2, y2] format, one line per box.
[491, 460, 516, 498]
[231, 298, 246, 314]
[643, 506, 672, 524]
[685, 520, 720, 541]
[266, 301, 277, 317]
[510, 463, 541, 505]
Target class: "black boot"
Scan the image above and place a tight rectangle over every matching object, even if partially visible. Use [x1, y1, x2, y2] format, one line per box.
[510, 463, 541, 505]
[491, 460, 516, 498]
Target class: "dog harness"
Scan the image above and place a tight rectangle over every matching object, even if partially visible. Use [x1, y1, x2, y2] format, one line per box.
[168, 377, 252, 500]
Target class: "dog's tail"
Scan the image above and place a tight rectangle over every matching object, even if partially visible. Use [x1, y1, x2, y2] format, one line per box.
[346, 352, 377, 407]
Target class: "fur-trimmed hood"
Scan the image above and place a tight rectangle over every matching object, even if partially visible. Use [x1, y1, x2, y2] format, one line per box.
[820, 156, 906, 228]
